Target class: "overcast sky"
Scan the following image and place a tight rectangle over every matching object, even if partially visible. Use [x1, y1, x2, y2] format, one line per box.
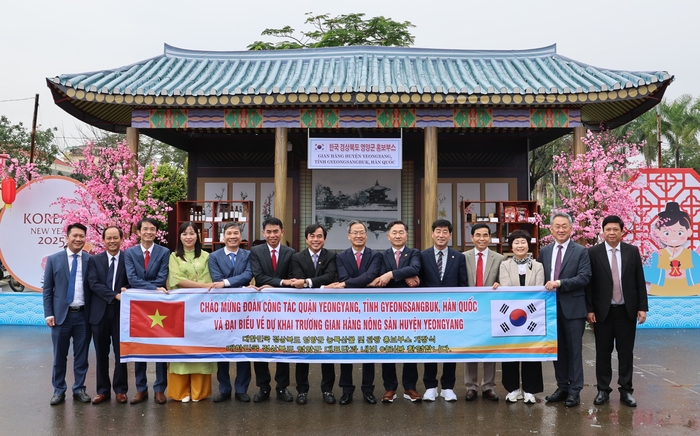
[1, 0, 696, 149]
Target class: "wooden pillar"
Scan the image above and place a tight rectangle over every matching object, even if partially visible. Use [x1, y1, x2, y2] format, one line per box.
[126, 127, 139, 199]
[423, 127, 438, 249]
[274, 127, 288, 225]
[572, 125, 586, 156]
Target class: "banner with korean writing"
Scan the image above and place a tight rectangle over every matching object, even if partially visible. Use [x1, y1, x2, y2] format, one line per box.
[308, 138, 402, 169]
[120, 287, 557, 363]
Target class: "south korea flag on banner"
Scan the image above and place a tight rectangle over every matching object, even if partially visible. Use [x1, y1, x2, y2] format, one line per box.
[491, 299, 546, 337]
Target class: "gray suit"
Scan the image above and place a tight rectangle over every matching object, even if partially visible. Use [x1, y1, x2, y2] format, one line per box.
[538, 240, 591, 394]
[464, 248, 503, 391]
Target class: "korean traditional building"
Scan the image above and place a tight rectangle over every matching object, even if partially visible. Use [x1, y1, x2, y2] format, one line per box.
[47, 44, 672, 250]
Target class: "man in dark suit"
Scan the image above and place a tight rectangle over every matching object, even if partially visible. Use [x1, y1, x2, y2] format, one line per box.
[87, 226, 130, 405]
[368, 220, 422, 403]
[289, 223, 338, 405]
[538, 212, 592, 407]
[124, 217, 170, 405]
[43, 223, 92, 405]
[249, 217, 296, 403]
[464, 223, 504, 401]
[419, 219, 468, 402]
[586, 215, 648, 407]
[209, 222, 254, 404]
[326, 219, 382, 405]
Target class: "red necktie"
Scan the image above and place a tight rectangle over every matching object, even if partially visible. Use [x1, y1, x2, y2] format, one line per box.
[355, 252, 362, 269]
[395, 250, 401, 268]
[144, 250, 150, 270]
[476, 252, 484, 286]
[271, 249, 277, 271]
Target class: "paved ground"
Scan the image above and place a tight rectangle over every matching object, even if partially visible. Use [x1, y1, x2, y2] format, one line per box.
[0, 325, 698, 435]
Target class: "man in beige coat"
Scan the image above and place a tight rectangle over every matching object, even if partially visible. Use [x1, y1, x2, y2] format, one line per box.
[464, 223, 504, 401]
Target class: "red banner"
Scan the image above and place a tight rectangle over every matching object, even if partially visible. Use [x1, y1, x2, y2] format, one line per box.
[130, 301, 185, 338]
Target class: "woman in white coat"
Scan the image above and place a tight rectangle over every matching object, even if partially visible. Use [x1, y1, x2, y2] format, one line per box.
[499, 229, 545, 404]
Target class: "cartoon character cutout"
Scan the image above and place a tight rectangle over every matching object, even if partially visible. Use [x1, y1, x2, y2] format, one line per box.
[645, 202, 700, 296]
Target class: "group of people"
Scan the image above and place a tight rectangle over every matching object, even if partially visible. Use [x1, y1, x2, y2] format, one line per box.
[42, 211, 648, 409]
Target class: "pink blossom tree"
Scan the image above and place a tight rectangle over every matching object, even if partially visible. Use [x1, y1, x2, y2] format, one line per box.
[0, 157, 42, 187]
[536, 129, 657, 261]
[54, 141, 171, 252]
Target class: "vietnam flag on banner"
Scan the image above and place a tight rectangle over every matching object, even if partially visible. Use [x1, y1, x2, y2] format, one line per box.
[130, 300, 185, 338]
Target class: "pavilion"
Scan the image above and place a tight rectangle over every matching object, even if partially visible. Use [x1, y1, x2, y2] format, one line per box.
[47, 44, 672, 249]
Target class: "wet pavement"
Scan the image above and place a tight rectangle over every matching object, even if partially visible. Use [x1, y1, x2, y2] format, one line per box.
[0, 326, 698, 435]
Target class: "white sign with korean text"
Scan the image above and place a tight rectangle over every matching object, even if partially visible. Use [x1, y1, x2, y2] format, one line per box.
[308, 138, 402, 169]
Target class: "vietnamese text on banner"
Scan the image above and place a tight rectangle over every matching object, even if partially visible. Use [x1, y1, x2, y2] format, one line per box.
[120, 287, 557, 363]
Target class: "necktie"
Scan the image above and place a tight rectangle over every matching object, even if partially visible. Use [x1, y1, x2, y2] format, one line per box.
[355, 252, 362, 269]
[553, 245, 563, 281]
[312, 253, 318, 271]
[271, 249, 277, 271]
[67, 253, 78, 305]
[144, 250, 150, 270]
[229, 252, 236, 270]
[108, 256, 116, 291]
[611, 248, 622, 303]
[395, 250, 401, 268]
[476, 252, 484, 286]
[437, 251, 444, 280]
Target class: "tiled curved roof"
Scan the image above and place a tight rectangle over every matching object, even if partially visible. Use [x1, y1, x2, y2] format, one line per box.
[49, 44, 670, 97]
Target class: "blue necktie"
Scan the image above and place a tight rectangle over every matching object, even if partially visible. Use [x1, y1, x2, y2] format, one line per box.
[107, 256, 116, 291]
[229, 252, 236, 271]
[67, 253, 78, 305]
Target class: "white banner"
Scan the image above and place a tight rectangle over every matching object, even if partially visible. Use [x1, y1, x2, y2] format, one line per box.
[308, 138, 402, 169]
[0, 176, 86, 291]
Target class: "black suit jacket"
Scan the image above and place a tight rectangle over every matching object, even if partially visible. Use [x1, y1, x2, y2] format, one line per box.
[87, 251, 130, 325]
[336, 247, 381, 288]
[585, 242, 649, 322]
[379, 247, 421, 288]
[290, 248, 337, 288]
[538, 241, 592, 319]
[420, 247, 468, 287]
[250, 243, 295, 286]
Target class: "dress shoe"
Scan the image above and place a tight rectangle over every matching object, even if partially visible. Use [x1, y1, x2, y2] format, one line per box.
[323, 392, 336, 404]
[565, 393, 580, 407]
[364, 392, 377, 404]
[339, 393, 352, 405]
[234, 393, 251, 402]
[92, 394, 110, 404]
[403, 390, 422, 402]
[276, 388, 293, 402]
[594, 390, 609, 405]
[545, 388, 569, 402]
[154, 392, 167, 404]
[213, 392, 232, 403]
[482, 389, 499, 401]
[130, 391, 148, 404]
[382, 390, 397, 403]
[50, 393, 65, 405]
[440, 389, 457, 402]
[116, 393, 128, 404]
[422, 388, 438, 402]
[620, 392, 637, 407]
[253, 389, 270, 403]
[73, 391, 91, 403]
[296, 392, 308, 405]
[465, 389, 478, 401]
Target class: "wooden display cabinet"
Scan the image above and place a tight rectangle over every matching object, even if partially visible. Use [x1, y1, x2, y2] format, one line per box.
[171, 200, 253, 251]
[461, 200, 540, 258]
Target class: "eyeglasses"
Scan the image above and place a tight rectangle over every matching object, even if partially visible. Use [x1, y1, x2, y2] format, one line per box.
[349, 231, 367, 236]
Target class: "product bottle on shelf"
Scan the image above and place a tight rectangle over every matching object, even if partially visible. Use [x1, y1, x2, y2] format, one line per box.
[189, 207, 194, 221]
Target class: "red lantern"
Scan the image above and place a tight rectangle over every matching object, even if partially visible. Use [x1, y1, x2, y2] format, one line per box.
[2, 177, 16, 209]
